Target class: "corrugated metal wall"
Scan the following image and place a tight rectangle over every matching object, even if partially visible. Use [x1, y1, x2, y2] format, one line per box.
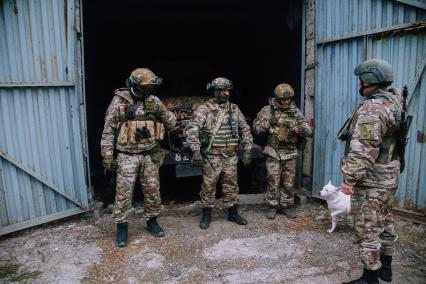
[0, 0, 89, 235]
[313, 0, 426, 211]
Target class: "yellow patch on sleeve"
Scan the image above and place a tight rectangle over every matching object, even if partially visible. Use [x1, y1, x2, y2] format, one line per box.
[359, 123, 375, 140]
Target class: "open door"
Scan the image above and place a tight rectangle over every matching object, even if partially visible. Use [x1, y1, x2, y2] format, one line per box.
[0, 0, 90, 235]
[312, 0, 426, 211]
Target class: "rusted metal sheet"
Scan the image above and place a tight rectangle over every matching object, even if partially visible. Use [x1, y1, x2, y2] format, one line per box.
[313, 0, 426, 211]
[0, 0, 89, 235]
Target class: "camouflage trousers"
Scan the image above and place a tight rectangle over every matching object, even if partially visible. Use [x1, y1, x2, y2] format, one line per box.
[200, 153, 239, 208]
[265, 156, 296, 208]
[113, 152, 163, 223]
[352, 186, 398, 270]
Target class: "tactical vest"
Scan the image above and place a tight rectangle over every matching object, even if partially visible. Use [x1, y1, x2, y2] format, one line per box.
[267, 103, 298, 150]
[203, 101, 240, 152]
[115, 90, 165, 150]
[338, 90, 401, 163]
[211, 115, 239, 149]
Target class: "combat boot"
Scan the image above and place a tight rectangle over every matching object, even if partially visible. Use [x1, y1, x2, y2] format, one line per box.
[342, 268, 379, 284]
[378, 255, 392, 282]
[266, 206, 277, 219]
[116, 222, 128, 247]
[199, 207, 212, 229]
[227, 204, 248, 225]
[147, 217, 165, 238]
[279, 206, 297, 219]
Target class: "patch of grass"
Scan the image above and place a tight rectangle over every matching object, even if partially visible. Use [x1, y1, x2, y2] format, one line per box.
[0, 263, 42, 281]
[9, 270, 42, 282]
[0, 263, 20, 279]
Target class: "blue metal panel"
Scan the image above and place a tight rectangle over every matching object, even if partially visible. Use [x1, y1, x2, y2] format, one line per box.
[313, 0, 426, 211]
[0, 0, 88, 235]
[317, 0, 426, 42]
[313, 38, 365, 190]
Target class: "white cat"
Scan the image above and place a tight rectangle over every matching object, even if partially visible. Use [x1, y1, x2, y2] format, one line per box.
[320, 180, 351, 233]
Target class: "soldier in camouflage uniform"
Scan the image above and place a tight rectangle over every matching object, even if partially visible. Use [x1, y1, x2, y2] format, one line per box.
[186, 77, 253, 229]
[339, 59, 402, 284]
[101, 68, 176, 247]
[253, 83, 312, 220]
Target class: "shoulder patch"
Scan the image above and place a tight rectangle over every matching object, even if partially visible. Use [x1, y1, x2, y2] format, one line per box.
[358, 122, 376, 140]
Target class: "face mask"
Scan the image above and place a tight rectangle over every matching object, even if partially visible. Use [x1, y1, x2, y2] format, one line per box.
[132, 85, 156, 100]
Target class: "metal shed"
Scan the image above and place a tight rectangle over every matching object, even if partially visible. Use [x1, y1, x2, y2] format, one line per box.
[311, 0, 426, 211]
[0, 0, 89, 235]
[1, 0, 425, 236]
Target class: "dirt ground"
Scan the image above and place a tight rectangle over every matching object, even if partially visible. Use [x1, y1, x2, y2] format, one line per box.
[1, 198, 425, 284]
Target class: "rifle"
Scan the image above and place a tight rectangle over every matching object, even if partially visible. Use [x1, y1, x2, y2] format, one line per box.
[396, 85, 413, 173]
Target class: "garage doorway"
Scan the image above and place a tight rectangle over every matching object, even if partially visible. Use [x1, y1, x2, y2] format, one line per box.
[83, 0, 303, 203]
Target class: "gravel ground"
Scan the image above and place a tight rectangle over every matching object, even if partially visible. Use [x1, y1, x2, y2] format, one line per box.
[0, 200, 425, 284]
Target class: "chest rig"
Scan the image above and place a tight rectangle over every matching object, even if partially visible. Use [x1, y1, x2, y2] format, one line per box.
[115, 90, 165, 147]
[203, 101, 239, 153]
[267, 103, 298, 150]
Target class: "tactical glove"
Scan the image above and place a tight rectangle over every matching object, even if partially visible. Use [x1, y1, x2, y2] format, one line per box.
[269, 117, 278, 126]
[103, 155, 115, 172]
[242, 150, 252, 167]
[191, 151, 203, 166]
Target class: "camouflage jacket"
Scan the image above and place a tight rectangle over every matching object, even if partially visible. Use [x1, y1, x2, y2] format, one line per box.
[101, 89, 176, 157]
[340, 88, 402, 189]
[253, 98, 312, 160]
[186, 98, 253, 153]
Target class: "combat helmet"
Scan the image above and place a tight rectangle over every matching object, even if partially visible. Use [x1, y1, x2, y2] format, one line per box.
[206, 77, 233, 91]
[354, 58, 394, 84]
[127, 68, 163, 87]
[274, 83, 294, 99]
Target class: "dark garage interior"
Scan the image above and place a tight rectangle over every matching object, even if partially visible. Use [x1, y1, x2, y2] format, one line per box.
[83, 0, 303, 204]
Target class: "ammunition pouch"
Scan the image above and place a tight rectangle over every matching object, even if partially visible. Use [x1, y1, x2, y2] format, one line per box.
[135, 126, 151, 140]
[117, 120, 165, 146]
[267, 134, 297, 150]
